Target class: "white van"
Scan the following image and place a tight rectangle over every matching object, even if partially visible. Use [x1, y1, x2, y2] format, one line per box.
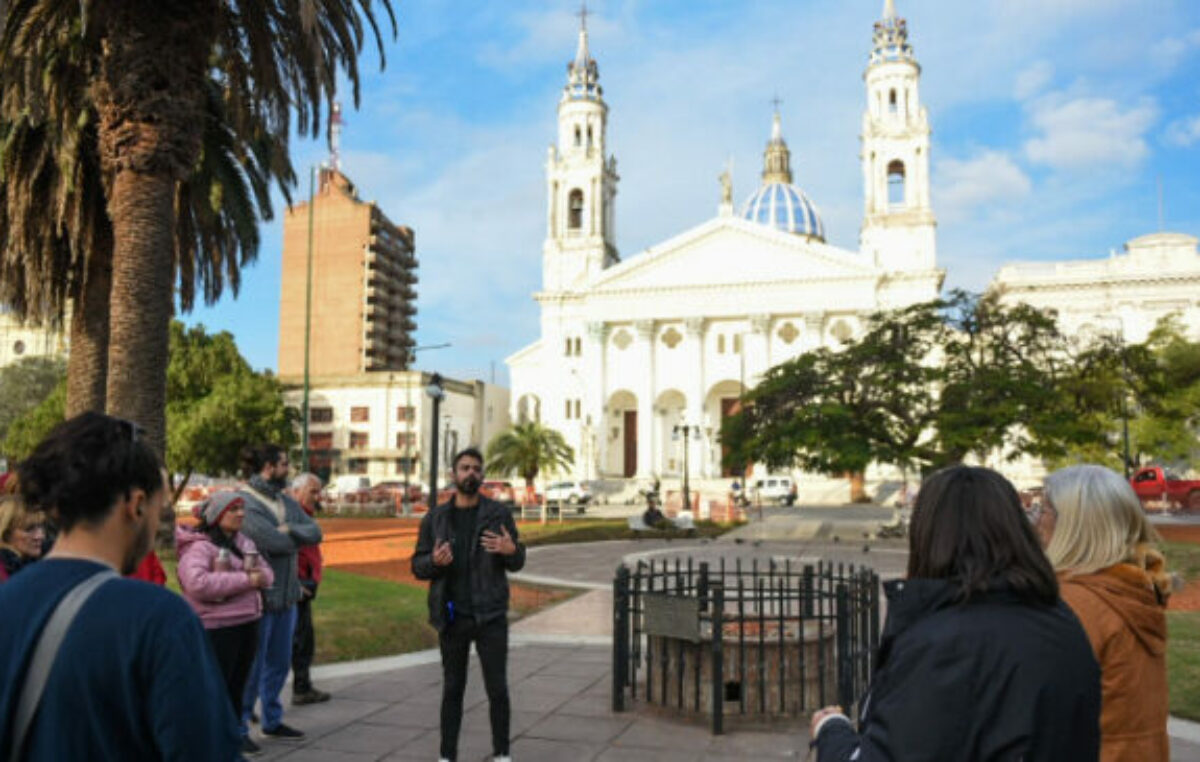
[752, 476, 794, 505]
[329, 474, 370, 499]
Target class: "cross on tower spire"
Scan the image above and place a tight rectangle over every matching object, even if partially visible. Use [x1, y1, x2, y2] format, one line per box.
[577, 1, 589, 31]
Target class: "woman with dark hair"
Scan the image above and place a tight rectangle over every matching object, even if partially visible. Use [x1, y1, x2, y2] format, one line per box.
[810, 465, 1101, 762]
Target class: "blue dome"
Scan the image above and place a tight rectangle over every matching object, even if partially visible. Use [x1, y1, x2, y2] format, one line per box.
[739, 182, 826, 241]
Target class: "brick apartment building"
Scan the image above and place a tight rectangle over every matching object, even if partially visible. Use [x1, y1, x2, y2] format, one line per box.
[278, 167, 417, 379]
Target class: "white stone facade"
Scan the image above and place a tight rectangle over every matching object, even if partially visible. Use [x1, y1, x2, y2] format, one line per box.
[992, 232, 1200, 344]
[508, 3, 943, 481]
[0, 309, 66, 369]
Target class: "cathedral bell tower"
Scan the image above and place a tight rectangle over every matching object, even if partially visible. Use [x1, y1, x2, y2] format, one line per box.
[860, 0, 936, 272]
[543, 8, 619, 293]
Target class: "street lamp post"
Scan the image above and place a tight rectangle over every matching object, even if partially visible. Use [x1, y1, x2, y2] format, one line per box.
[301, 165, 317, 473]
[426, 373, 445, 509]
[401, 343, 451, 516]
[673, 422, 700, 513]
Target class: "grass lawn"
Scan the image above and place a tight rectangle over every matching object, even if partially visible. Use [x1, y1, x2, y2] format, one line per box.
[1169, 612, 1200, 721]
[159, 548, 436, 664]
[1163, 542, 1200, 720]
[518, 518, 740, 546]
[309, 568, 436, 663]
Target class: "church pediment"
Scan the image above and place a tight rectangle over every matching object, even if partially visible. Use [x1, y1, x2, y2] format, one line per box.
[588, 217, 877, 294]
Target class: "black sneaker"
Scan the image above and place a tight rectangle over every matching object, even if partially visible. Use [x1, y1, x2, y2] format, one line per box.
[292, 688, 331, 705]
[240, 737, 262, 756]
[262, 723, 305, 740]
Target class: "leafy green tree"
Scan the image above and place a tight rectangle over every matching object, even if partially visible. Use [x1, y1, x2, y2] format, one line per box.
[486, 422, 574, 520]
[0, 356, 65, 445]
[0, 0, 395, 453]
[165, 322, 298, 502]
[722, 301, 943, 501]
[3, 379, 66, 462]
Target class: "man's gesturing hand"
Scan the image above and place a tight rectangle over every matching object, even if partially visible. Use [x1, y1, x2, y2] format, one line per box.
[432, 540, 454, 567]
[481, 526, 516, 556]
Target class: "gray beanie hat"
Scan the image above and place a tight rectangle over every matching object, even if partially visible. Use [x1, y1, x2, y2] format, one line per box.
[199, 491, 245, 526]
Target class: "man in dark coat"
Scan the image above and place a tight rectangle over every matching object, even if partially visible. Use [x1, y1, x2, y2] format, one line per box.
[412, 447, 525, 762]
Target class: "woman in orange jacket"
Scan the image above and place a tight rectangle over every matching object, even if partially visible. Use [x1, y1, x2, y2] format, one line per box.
[1037, 464, 1173, 762]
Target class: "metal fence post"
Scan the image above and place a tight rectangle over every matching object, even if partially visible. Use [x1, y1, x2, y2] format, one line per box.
[613, 564, 630, 712]
[835, 583, 852, 711]
[711, 579, 725, 735]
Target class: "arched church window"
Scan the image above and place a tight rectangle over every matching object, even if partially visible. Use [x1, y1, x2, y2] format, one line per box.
[888, 89, 897, 114]
[831, 320, 853, 344]
[887, 161, 906, 207]
[574, 126, 581, 146]
[574, 337, 582, 355]
[587, 126, 593, 149]
[717, 334, 726, 354]
[732, 334, 742, 353]
[565, 338, 572, 356]
[568, 189, 584, 230]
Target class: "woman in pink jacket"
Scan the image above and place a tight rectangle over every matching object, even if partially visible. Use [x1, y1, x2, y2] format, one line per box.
[177, 491, 274, 724]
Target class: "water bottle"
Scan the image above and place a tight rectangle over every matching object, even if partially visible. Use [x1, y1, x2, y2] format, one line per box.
[214, 547, 232, 572]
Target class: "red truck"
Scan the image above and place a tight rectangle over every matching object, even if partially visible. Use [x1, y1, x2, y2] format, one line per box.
[1130, 466, 1200, 512]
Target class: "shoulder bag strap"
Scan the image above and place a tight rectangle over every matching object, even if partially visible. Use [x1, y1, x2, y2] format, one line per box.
[8, 568, 118, 762]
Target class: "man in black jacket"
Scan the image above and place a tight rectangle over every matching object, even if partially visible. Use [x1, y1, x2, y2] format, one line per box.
[412, 447, 525, 762]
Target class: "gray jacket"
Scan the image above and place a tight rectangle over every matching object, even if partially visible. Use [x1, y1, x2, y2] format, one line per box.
[237, 486, 323, 612]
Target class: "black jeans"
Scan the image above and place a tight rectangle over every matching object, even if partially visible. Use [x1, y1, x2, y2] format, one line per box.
[207, 620, 260, 719]
[439, 615, 510, 760]
[291, 592, 316, 693]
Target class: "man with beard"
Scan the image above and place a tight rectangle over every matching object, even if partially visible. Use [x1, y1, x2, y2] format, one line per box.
[235, 444, 323, 754]
[413, 447, 525, 762]
[0, 413, 238, 760]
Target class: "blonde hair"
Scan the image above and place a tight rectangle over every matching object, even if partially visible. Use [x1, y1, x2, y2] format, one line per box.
[0, 494, 31, 551]
[1043, 464, 1159, 575]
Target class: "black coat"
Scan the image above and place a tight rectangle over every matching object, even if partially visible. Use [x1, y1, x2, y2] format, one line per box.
[411, 496, 526, 632]
[817, 578, 1101, 762]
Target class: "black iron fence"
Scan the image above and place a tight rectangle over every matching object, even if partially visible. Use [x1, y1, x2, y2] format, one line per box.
[612, 556, 881, 734]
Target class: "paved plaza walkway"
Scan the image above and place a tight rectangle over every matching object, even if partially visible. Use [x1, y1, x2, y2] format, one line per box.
[250, 523, 1200, 760]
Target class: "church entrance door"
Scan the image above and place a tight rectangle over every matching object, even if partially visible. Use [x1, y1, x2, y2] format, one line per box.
[623, 411, 637, 478]
[720, 398, 742, 478]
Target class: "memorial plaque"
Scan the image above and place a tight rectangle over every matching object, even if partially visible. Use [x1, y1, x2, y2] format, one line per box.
[644, 593, 701, 642]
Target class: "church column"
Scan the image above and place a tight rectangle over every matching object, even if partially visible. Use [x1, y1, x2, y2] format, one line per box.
[746, 313, 772, 387]
[683, 318, 706, 481]
[585, 321, 608, 479]
[635, 320, 656, 478]
[803, 313, 825, 351]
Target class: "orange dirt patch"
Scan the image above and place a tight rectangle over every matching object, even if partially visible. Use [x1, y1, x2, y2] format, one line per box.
[1158, 525, 1200, 544]
[316, 518, 573, 614]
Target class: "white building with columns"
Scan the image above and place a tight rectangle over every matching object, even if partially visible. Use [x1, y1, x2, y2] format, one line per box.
[507, 2, 943, 481]
[992, 231, 1200, 344]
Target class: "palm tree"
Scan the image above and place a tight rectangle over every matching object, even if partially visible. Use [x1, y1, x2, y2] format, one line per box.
[486, 422, 575, 523]
[0, 0, 395, 454]
[0, 71, 294, 419]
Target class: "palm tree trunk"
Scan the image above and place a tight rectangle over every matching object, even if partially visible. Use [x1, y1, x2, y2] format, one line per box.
[66, 252, 111, 416]
[105, 168, 175, 458]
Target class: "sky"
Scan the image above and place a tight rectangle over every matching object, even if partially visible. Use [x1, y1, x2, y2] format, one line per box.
[182, 0, 1200, 383]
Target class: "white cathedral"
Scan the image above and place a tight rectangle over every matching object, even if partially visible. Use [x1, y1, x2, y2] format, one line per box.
[507, 1, 1200, 484]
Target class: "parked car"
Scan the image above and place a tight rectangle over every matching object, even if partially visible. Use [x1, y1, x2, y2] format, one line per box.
[482, 480, 516, 506]
[751, 476, 794, 505]
[544, 481, 591, 512]
[327, 474, 371, 500]
[1130, 465, 1200, 511]
[370, 481, 423, 506]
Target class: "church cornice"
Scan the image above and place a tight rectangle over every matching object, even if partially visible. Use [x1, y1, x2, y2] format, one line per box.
[995, 272, 1200, 293]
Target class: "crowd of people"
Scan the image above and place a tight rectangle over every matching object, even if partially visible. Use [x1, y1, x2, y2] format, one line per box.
[0, 410, 1182, 762]
[0, 416, 330, 760]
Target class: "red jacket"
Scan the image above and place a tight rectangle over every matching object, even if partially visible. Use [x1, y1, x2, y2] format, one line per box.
[296, 502, 324, 584]
[126, 551, 167, 585]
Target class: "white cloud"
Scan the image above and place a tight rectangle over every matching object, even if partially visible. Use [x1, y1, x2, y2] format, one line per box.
[1165, 115, 1200, 147]
[1023, 96, 1158, 171]
[936, 151, 1032, 222]
[1014, 61, 1055, 100]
